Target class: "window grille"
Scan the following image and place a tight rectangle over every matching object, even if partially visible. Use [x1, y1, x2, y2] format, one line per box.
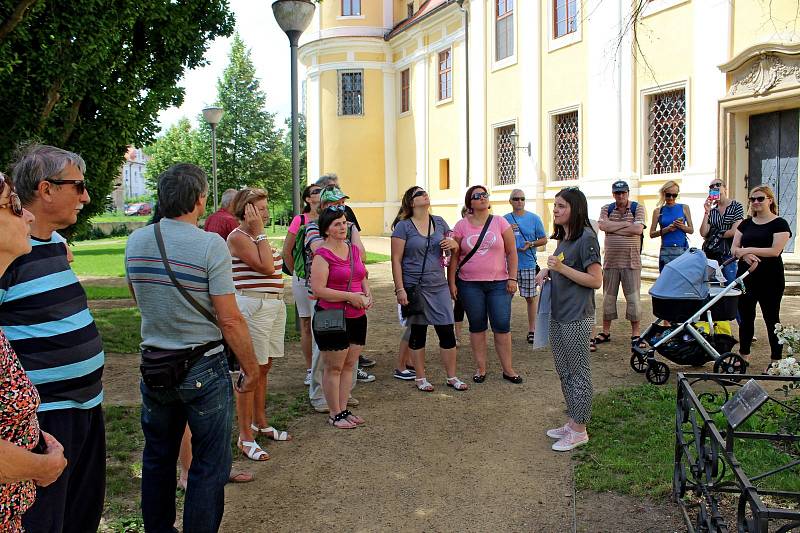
[554, 111, 579, 180]
[495, 125, 517, 186]
[648, 89, 686, 174]
[401, 69, 410, 113]
[438, 49, 452, 101]
[339, 70, 363, 116]
[407, 2, 414, 19]
[342, 0, 361, 16]
[554, 0, 577, 39]
[496, 0, 514, 61]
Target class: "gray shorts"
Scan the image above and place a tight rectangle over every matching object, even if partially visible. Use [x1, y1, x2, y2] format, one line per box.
[518, 268, 539, 298]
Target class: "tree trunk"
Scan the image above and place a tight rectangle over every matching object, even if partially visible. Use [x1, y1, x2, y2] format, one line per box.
[0, 0, 40, 42]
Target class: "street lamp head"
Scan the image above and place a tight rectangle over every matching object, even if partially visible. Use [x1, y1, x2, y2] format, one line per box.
[202, 106, 224, 126]
[272, 0, 315, 43]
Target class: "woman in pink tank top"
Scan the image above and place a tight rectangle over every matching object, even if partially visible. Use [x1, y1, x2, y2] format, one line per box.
[309, 207, 372, 429]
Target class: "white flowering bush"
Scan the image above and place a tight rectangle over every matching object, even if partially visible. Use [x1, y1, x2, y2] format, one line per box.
[768, 324, 800, 397]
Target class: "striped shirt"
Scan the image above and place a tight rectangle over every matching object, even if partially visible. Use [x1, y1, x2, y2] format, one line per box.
[228, 229, 284, 293]
[0, 233, 104, 412]
[599, 201, 647, 269]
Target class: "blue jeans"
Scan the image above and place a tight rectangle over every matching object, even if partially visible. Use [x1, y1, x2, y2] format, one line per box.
[456, 279, 512, 333]
[140, 353, 232, 533]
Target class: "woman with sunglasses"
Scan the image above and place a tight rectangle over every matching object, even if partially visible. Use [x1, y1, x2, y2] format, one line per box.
[649, 181, 693, 271]
[310, 207, 372, 428]
[731, 185, 792, 369]
[282, 184, 322, 385]
[0, 175, 67, 530]
[391, 186, 465, 392]
[700, 179, 744, 282]
[448, 185, 521, 384]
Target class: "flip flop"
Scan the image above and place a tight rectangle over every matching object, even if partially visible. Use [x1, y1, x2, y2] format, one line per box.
[228, 470, 255, 484]
[589, 339, 597, 353]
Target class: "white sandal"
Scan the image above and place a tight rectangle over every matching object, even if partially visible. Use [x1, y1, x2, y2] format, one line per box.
[446, 377, 469, 391]
[250, 424, 292, 441]
[415, 377, 434, 392]
[238, 438, 269, 461]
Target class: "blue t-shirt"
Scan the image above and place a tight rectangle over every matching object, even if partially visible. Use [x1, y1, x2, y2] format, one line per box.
[504, 211, 546, 270]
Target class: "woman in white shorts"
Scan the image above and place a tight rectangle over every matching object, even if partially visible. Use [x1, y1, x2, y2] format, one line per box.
[228, 188, 291, 462]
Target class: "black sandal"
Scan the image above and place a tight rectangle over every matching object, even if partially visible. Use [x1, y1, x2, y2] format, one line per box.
[327, 411, 356, 429]
[594, 332, 611, 344]
[527, 331, 535, 344]
[589, 339, 597, 352]
[472, 373, 486, 383]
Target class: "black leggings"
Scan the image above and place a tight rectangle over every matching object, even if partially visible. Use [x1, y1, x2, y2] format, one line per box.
[453, 299, 465, 323]
[738, 270, 784, 360]
[408, 324, 457, 350]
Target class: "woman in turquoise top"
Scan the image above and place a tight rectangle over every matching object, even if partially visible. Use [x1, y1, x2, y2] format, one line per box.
[650, 180, 694, 271]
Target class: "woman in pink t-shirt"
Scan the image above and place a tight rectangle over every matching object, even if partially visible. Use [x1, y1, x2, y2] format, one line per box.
[310, 207, 373, 429]
[447, 185, 521, 384]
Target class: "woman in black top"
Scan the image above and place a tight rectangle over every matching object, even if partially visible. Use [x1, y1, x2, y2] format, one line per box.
[731, 185, 792, 365]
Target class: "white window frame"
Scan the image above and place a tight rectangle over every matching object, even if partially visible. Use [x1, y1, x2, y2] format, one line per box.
[492, 0, 517, 71]
[640, 80, 690, 179]
[548, 0, 582, 53]
[340, 0, 362, 18]
[492, 119, 519, 189]
[436, 47, 453, 105]
[338, 69, 365, 117]
[642, 0, 690, 18]
[548, 104, 582, 184]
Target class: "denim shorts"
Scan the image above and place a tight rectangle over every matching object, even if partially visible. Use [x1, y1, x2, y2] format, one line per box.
[455, 279, 512, 333]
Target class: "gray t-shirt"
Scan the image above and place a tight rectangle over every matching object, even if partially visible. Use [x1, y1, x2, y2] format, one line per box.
[550, 227, 601, 323]
[391, 216, 451, 287]
[125, 218, 235, 350]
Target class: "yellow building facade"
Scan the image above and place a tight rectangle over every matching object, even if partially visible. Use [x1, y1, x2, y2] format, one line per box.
[300, 0, 800, 256]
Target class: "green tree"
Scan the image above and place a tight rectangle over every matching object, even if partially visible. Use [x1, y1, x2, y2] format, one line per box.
[214, 33, 289, 208]
[0, 0, 234, 237]
[144, 118, 210, 190]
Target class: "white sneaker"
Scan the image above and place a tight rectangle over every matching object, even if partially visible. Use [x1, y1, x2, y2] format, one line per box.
[546, 424, 570, 439]
[303, 369, 312, 386]
[552, 428, 589, 452]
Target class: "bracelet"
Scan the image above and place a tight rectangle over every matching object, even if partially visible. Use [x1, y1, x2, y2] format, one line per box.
[508, 278, 517, 282]
[395, 288, 405, 294]
[254, 234, 268, 243]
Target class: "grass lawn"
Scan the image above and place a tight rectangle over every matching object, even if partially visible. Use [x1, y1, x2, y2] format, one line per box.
[91, 214, 150, 223]
[85, 286, 132, 300]
[575, 384, 800, 498]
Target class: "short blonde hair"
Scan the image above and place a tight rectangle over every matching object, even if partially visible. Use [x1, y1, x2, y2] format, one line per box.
[656, 180, 680, 207]
[748, 185, 778, 216]
[232, 188, 268, 220]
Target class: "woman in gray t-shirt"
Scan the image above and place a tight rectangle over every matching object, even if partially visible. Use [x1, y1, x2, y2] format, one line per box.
[391, 186, 465, 392]
[536, 188, 602, 453]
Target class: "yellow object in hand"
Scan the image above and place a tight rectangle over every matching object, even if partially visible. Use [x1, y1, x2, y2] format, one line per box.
[557, 252, 565, 262]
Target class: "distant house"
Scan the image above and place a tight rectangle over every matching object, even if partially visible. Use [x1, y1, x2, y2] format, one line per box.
[111, 146, 151, 211]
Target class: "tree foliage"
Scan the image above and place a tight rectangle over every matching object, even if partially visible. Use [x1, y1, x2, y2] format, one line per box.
[214, 33, 290, 210]
[144, 118, 210, 190]
[0, 0, 235, 236]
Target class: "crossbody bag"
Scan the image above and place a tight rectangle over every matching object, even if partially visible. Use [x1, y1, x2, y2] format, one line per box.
[455, 215, 493, 280]
[139, 223, 227, 389]
[401, 216, 432, 319]
[312, 243, 354, 334]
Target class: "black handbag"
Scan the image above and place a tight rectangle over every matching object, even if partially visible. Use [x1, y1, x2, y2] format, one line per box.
[312, 243, 353, 334]
[401, 216, 432, 319]
[140, 223, 231, 387]
[702, 229, 728, 261]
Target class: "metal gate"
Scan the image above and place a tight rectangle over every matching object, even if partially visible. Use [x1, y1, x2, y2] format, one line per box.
[748, 110, 798, 252]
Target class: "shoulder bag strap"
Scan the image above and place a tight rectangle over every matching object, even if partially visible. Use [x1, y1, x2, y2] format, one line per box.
[414, 216, 433, 286]
[456, 214, 493, 275]
[510, 212, 537, 261]
[154, 223, 218, 326]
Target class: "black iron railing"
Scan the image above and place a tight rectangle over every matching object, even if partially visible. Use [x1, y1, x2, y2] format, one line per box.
[674, 372, 800, 532]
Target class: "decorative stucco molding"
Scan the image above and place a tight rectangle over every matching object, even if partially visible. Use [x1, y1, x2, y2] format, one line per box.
[728, 53, 800, 96]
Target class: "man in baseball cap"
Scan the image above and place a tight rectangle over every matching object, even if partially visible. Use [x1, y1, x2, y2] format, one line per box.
[611, 180, 629, 193]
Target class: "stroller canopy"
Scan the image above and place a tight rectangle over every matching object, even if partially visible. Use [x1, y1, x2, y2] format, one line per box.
[649, 248, 709, 300]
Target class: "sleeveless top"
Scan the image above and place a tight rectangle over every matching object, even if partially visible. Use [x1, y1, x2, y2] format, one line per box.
[315, 245, 367, 319]
[228, 228, 284, 294]
[658, 204, 689, 248]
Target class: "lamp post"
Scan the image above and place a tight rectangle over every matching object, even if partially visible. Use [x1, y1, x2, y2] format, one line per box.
[202, 106, 224, 211]
[272, 0, 315, 216]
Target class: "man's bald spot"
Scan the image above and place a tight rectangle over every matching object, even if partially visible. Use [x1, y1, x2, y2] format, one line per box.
[510, 189, 524, 199]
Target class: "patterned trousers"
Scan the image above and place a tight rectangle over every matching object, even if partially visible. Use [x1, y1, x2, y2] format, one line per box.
[549, 317, 594, 425]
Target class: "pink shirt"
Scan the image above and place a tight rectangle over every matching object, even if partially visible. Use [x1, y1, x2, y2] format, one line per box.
[315, 246, 367, 318]
[288, 214, 309, 234]
[453, 215, 511, 281]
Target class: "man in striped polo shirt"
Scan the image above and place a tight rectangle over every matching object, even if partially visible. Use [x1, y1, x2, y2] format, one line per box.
[0, 144, 105, 532]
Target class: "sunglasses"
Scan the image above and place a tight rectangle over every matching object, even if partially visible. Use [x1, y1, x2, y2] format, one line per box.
[325, 204, 347, 212]
[46, 178, 86, 195]
[749, 196, 767, 203]
[412, 189, 427, 198]
[0, 175, 24, 217]
[665, 193, 679, 199]
[309, 189, 322, 195]
[709, 182, 722, 189]
[511, 197, 525, 201]
[471, 191, 489, 200]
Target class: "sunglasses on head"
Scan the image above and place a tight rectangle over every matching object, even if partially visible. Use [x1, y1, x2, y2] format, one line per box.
[46, 178, 86, 195]
[471, 191, 489, 200]
[709, 182, 722, 189]
[511, 196, 525, 201]
[325, 204, 347, 212]
[0, 175, 24, 217]
[665, 193, 679, 199]
[749, 195, 767, 203]
[412, 189, 427, 198]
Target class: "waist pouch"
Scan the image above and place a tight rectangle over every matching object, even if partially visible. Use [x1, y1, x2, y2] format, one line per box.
[140, 340, 223, 389]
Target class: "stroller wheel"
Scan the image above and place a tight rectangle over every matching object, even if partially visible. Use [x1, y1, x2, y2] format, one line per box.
[629, 352, 648, 373]
[713, 352, 747, 375]
[645, 361, 670, 385]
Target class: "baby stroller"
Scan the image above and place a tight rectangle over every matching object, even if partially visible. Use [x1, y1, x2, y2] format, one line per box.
[631, 248, 752, 385]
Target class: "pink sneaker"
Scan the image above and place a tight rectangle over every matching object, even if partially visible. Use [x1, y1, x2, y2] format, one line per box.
[552, 428, 589, 451]
[546, 424, 570, 439]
